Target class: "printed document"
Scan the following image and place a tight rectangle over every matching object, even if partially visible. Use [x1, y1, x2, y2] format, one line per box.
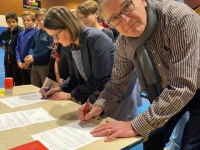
[0, 108, 55, 131]
[32, 121, 103, 150]
[0, 93, 45, 108]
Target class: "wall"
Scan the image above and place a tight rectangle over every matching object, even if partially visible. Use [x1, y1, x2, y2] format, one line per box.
[0, 0, 86, 27]
[0, 0, 85, 16]
[0, 15, 23, 27]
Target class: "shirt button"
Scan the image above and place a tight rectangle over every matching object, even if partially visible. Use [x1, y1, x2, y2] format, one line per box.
[164, 76, 167, 79]
[157, 64, 161, 67]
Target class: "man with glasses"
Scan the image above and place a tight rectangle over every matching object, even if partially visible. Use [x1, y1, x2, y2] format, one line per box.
[77, 0, 200, 149]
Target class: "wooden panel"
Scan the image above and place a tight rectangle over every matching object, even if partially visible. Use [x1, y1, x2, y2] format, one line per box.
[0, 0, 85, 16]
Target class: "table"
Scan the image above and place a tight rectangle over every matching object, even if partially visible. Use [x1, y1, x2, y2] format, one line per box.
[0, 85, 143, 150]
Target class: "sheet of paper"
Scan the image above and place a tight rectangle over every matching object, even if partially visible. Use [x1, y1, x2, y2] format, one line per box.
[0, 108, 55, 131]
[0, 93, 46, 108]
[32, 121, 103, 150]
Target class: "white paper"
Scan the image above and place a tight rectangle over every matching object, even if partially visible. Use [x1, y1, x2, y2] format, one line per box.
[32, 121, 103, 150]
[0, 108, 55, 131]
[0, 93, 46, 108]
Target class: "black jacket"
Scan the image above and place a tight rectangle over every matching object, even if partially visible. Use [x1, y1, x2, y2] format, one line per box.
[0, 26, 23, 64]
[60, 27, 114, 102]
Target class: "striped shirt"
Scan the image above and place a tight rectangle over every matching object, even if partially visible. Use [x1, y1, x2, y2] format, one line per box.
[94, 0, 200, 137]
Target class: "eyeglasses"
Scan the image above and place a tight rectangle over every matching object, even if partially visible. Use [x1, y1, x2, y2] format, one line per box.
[52, 28, 64, 40]
[108, 0, 135, 27]
[47, 42, 58, 50]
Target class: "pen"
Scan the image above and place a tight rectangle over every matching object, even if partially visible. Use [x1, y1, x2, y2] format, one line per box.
[83, 99, 90, 121]
[42, 83, 52, 99]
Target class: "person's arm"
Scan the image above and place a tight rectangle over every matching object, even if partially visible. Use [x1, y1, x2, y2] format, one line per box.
[15, 33, 22, 62]
[131, 14, 199, 137]
[59, 49, 79, 93]
[55, 57, 64, 85]
[32, 34, 53, 60]
[94, 35, 135, 111]
[70, 33, 115, 101]
[105, 29, 115, 43]
[28, 33, 36, 56]
[0, 30, 10, 48]
[0, 31, 5, 48]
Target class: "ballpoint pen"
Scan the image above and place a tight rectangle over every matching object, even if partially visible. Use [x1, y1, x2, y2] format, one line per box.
[83, 99, 90, 121]
[41, 83, 52, 99]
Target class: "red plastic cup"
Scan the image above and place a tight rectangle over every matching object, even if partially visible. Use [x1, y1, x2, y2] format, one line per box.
[4, 77, 13, 89]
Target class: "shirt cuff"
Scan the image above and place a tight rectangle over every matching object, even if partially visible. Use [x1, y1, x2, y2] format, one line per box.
[131, 114, 155, 137]
[94, 98, 108, 111]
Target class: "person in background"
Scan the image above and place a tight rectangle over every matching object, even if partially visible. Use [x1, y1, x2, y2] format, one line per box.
[77, 0, 142, 119]
[97, 17, 110, 29]
[0, 12, 23, 85]
[15, 11, 35, 85]
[164, 1, 200, 150]
[54, 43, 69, 86]
[77, 0, 200, 150]
[34, 21, 40, 30]
[76, 0, 114, 42]
[24, 8, 52, 88]
[42, 43, 70, 89]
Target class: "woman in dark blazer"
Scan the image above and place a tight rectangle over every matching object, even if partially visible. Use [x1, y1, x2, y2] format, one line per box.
[40, 6, 114, 104]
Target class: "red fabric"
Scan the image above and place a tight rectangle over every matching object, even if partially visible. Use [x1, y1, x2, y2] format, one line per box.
[99, 22, 110, 29]
[54, 51, 60, 58]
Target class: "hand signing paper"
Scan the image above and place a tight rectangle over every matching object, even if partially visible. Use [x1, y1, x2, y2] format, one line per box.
[77, 104, 103, 122]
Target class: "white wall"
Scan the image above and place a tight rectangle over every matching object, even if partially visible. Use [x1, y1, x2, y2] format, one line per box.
[0, 15, 23, 27]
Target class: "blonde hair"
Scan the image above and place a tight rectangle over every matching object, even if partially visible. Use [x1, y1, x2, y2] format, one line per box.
[21, 11, 36, 21]
[76, 0, 99, 15]
[35, 8, 47, 18]
[44, 6, 83, 43]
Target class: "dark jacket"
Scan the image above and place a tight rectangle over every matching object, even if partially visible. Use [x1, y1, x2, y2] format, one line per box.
[29, 29, 52, 65]
[0, 26, 23, 63]
[60, 27, 114, 102]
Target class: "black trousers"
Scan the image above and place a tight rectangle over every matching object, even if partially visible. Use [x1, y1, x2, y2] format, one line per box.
[144, 90, 200, 150]
[4, 60, 23, 86]
[20, 69, 31, 85]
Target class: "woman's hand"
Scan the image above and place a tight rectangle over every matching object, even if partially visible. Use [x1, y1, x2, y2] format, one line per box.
[91, 120, 138, 142]
[51, 92, 72, 100]
[40, 87, 62, 99]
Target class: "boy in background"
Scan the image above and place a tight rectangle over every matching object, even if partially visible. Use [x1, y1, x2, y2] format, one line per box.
[24, 8, 52, 88]
[0, 12, 23, 85]
[76, 0, 114, 42]
[15, 11, 35, 85]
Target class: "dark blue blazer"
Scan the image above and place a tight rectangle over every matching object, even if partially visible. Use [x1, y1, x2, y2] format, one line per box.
[60, 27, 114, 102]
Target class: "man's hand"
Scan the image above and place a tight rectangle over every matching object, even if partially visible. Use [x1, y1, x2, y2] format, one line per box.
[91, 120, 138, 142]
[77, 105, 103, 122]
